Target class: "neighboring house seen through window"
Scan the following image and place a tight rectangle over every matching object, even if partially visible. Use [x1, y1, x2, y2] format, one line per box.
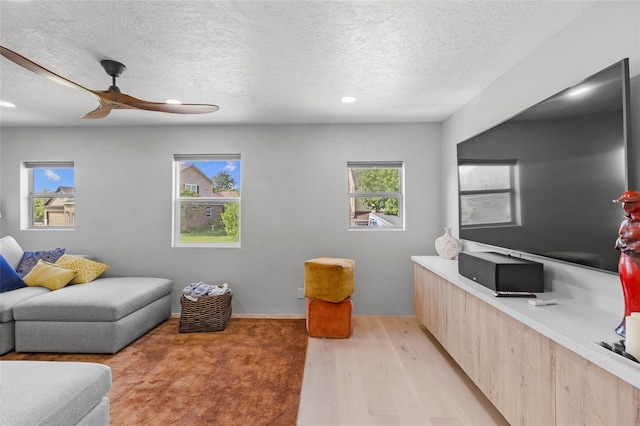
[22, 161, 75, 229]
[173, 154, 241, 247]
[348, 161, 404, 229]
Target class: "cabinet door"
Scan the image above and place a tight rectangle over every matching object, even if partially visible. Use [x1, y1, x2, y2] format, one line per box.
[442, 279, 466, 363]
[495, 311, 555, 426]
[415, 265, 446, 344]
[464, 294, 555, 426]
[413, 264, 427, 327]
[463, 293, 499, 401]
[555, 344, 640, 426]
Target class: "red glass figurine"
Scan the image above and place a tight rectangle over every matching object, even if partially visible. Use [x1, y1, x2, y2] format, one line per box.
[614, 190, 640, 336]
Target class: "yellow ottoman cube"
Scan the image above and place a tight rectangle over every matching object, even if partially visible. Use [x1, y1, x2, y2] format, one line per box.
[304, 257, 354, 303]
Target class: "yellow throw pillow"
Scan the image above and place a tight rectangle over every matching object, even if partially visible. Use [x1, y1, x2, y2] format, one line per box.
[23, 259, 77, 290]
[55, 254, 109, 284]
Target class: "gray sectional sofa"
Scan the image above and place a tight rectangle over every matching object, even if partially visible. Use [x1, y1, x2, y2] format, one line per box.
[0, 360, 112, 426]
[0, 236, 174, 425]
[0, 236, 173, 354]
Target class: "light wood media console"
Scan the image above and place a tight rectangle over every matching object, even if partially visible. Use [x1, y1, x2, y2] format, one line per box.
[412, 256, 639, 426]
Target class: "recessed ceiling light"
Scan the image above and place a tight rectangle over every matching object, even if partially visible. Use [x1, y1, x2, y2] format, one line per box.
[0, 101, 16, 108]
[165, 99, 182, 105]
[341, 96, 357, 103]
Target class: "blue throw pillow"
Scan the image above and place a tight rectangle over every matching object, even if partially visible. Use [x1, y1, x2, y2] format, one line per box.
[0, 255, 26, 292]
[16, 248, 66, 277]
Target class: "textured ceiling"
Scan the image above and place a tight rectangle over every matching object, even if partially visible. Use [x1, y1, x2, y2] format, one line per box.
[0, 1, 595, 127]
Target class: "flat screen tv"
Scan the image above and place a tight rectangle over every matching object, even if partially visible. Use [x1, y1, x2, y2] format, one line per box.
[457, 59, 631, 273]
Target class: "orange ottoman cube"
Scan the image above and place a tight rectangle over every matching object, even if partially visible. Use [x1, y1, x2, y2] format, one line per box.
[306, 297, 353, 338]
[304, 257, 354, 302]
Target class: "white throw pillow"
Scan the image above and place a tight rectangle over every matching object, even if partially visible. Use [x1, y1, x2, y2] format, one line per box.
[0, 236, 24, 270]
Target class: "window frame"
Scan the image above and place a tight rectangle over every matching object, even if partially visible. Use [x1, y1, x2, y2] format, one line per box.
[347, 161, 404, 231]
[21, 161, 75, 230]
[172, 154, 241, 248]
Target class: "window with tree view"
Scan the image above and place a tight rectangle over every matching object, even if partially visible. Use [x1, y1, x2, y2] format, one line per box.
[348, 161, 404, 229]
[23, 162, 75, 228]
[173, 155, 241, 247]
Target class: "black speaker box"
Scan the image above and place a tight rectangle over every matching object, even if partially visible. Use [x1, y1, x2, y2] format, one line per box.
[458, 251, 544, 292]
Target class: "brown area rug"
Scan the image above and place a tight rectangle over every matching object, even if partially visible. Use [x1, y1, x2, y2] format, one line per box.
[1, 317, 308, 425]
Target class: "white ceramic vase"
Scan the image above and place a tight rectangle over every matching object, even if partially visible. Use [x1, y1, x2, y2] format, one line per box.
[435, 227, 462, 260]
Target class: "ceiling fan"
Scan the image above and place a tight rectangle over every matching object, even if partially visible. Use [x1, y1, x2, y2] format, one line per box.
[0, 45, 219, 119]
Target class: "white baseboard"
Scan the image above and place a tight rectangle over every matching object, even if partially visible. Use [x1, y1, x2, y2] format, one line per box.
[170, 312, 305, 320]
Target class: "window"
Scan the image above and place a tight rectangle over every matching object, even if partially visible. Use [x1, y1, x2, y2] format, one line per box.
[22, 162, 75, 229]
[173, 154, 241, 247]
[184, 183, 199, 195]
[458, 162, 517, 227]
[347, 161, 404, 229]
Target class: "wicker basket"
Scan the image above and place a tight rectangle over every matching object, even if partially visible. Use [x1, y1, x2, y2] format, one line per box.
[179, 292, 232, 333]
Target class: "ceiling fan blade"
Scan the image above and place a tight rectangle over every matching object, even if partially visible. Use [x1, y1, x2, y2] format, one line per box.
[1, 45, 98, 100]
[89, 90, 218, 115]
[82, 105, 111, 119]
[124, 101, 220, 114]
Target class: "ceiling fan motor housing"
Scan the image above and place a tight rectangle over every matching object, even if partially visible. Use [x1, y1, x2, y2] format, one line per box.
[100, 60, 126, 93]
[100, 59, 126, 77]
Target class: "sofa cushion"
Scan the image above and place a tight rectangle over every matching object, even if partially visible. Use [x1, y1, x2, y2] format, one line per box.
[0, 287, 50, 323]
[1, 255, 26, 293]
[0, 236, 24, 270]
[0, 360, 111, 426]
[13, 277, 173, 322]
[16, 248, 65, 277]
[23, 260, 77, 291]
[55, 254, 109, 284]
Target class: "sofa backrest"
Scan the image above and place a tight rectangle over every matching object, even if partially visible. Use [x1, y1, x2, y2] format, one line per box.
[0, 237, 24, 270]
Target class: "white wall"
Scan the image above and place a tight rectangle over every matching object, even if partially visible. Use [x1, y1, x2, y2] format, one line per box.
[442, 0, 640, 314]
[0, 123, 441, 315]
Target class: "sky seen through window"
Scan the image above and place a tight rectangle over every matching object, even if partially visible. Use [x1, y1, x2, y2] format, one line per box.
[183, 161, 241, 190]
[34, 168, 74, 192]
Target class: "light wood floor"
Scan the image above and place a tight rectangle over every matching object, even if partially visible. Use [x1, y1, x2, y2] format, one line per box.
[297, 316, 509, 426]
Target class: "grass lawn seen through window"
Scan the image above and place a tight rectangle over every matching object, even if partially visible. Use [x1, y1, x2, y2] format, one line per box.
[180, 229, 236, 243]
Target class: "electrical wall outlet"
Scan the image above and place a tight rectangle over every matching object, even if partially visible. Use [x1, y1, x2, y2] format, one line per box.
[297, 288, 305, 299]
